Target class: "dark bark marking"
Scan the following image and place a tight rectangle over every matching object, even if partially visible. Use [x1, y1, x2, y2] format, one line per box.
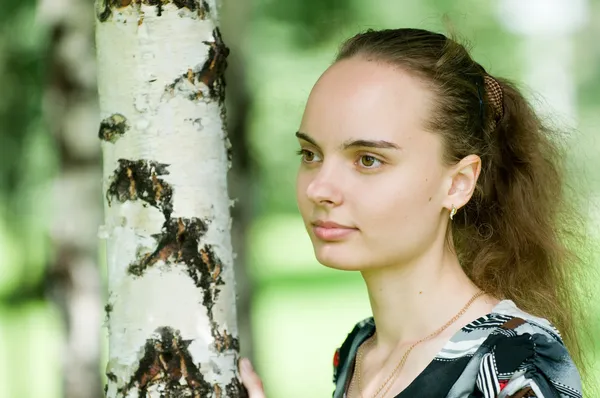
[226, 378, 248, 398]
[127, 218, 226, 314]
[104, 303, 113, 322]
[99, 113, 129, 143]
[172, 0, 209, 15]
[220, 106, 232, 164]
[189, 244, 226, 311]
[198, 0, 210, 19]
[106, 372, 118, 383]
[106, 159, 174, 219]
[97, 0, 132, 22]
[199, 28, 229, 103]
[97, 9, 112, 23]
[118, 327, 212, 398]
[97, 0, 210, 22]
[193, 118, 203, 130]
[145, 0, 166, 16]
[164, 28, 229, 104]
[226, 139, 233, 164]
[128, 217, 206, 273]
[172, 0, 194, 10]
[211, 327, 239, 353]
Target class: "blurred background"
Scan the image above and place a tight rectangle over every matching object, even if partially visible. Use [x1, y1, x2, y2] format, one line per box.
[0, 0, 599, 397]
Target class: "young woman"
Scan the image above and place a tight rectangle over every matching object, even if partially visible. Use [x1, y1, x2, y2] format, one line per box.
[238, 28, 590, 397]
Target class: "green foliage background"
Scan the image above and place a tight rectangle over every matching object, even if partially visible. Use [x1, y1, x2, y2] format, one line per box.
[0, 0, 598, 397]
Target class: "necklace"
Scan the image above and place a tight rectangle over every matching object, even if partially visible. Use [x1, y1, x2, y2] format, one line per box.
[347, 291, 485, 398]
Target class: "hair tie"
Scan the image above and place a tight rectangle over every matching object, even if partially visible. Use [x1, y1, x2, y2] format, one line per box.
[483, 75, 504, 122]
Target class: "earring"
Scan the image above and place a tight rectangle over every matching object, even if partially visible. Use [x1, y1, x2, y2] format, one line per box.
[450, 205, 457, 220]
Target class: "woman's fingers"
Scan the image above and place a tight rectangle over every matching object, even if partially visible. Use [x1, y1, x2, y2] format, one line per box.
[239, 358, 266, 398]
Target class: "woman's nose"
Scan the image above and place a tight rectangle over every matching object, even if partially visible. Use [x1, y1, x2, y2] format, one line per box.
[305, 171, 343, 207]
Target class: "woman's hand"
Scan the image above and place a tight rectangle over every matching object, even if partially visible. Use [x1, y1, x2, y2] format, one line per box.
[239, 357, 266, 398]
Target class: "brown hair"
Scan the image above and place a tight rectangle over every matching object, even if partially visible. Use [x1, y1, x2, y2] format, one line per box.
[335, 28, 595, 384]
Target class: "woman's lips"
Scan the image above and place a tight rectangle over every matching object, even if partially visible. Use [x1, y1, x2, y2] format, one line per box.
[312, 222, 358, 241]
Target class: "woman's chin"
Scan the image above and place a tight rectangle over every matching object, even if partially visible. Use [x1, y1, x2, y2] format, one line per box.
[313, 247, 365, 271]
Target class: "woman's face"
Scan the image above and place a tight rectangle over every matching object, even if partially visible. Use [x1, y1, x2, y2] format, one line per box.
[296, 57, 454, 271]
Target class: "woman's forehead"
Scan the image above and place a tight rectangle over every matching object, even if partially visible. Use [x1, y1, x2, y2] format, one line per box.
[300, 58, 435, 144]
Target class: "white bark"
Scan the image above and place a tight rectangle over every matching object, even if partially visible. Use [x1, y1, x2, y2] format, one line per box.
[95, 1, 242, 396]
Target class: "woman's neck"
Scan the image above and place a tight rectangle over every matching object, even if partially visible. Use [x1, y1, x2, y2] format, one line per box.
[361, 245, 492, 352]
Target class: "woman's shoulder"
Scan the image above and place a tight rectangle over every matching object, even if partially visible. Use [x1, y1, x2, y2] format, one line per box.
[487, 299, 563, 339]
[459, 300, 583, 397]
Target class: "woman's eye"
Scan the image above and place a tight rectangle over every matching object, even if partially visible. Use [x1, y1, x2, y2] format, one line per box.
[358, 155, 382, 168]
[296, 149, 320, 163]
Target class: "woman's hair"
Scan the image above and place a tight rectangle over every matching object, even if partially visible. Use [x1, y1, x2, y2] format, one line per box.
[335, 28, 595, 382]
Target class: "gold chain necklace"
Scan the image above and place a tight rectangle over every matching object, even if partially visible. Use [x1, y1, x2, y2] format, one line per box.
[348, 291, 485, 398]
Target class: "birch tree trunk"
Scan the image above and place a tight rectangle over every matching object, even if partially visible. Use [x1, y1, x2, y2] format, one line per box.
[95, 1, 245, 396]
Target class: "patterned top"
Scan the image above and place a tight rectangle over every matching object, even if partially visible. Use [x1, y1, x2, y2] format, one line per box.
[332, 300, 582, 398]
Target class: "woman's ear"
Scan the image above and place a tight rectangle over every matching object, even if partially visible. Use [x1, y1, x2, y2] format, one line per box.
[444, 154, 481, 212]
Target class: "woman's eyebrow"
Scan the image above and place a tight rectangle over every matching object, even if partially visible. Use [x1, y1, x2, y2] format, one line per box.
[341, 139, 401, 150]
[295, 131, 319, 147]
[295, 131, 401, 151]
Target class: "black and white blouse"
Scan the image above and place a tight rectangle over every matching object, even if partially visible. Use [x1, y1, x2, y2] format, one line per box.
[332, 300, 582, 398]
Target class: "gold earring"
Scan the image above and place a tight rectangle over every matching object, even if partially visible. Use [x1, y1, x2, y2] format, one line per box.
[450, 205, 457, 220]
